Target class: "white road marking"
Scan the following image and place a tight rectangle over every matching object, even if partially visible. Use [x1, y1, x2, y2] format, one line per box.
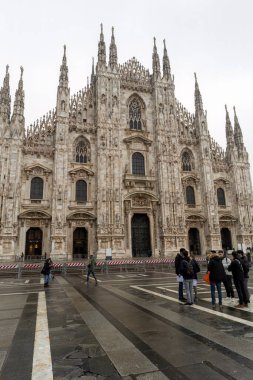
[40, 277, 44, 284]
[131, 285, 253, 328]
[0, 292, 40, 296]
[25, 280, 30, 284]
[116, 274, 149, 278]
[32, 291, 53, 380]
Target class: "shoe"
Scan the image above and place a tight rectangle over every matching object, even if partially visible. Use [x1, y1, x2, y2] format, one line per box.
[184, 302, 193, 305]
[244, 303, 248, 307]
[95, 282, 98, 286]
[44, 283, 48, 287]
[182, 297, 187, 301]
[219, 305, 223, 312]
[212, 305, 216, 310]
[235, 304, 244, 308]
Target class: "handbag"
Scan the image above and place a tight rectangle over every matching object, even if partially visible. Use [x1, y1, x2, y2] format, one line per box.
[203, 271, 210, 284]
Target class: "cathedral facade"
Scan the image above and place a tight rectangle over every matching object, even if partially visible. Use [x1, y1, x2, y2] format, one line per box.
[0, 26, 252, 261]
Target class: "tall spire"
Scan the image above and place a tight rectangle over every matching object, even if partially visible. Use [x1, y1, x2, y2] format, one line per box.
[109, 26, 118, 69]
[194, 73, 203, 114]
[91, 57, 95, 84]
[152, 37, 161, 79]
[12, 66, 24, 122]
[162, 39, 171, 80]
[233, 106, 244, 148]
[59, 45, 69, 89]
[0, 65, 11, 122]
[225, 105, 234, 147]
[97, 23, 106, 68]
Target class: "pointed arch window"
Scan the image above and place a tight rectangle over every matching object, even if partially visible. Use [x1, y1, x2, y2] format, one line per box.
[182, 152, 193, 171]
[30, 177, 43, 200]
[129, 99, 142, 130]
[76, 180, 87, 203]
[186, 186, 196, 207]
[132, 152, 145, 176]
[75, 140, 89, 163]
[217, 188, 226, 206]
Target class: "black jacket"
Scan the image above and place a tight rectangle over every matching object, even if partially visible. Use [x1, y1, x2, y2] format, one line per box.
[240, 256, 250, 279]
[42, 260, 51, 275]
[192, 259, 200, 280]
[175, 253, 184, 275]
[228, 259, 245, 281]
[208, 256, 226, 283]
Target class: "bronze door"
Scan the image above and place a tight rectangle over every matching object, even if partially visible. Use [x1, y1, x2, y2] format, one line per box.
[25, 228, 43, 257]
[131, 214, 151, 257]
[220, 228, 232, 250]
[73, 228, 88, 259]
[188, 228, 201, 255]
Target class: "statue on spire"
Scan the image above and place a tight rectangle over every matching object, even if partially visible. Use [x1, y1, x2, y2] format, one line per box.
[59, 45, 69, 89]
[152, 37, 161, 79]
[194, 73, 203, 115]
[12, 66, 25, 123]
[97, 23, 106, 68]
[109, 26, 118, 69]
[0, 64, 11, 122]
[163, 39, 171, 80]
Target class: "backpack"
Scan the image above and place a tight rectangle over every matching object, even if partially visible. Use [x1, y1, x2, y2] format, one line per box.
[186, 260, 194, 276]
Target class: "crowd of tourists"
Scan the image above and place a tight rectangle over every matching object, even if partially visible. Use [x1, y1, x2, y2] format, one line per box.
[175, 248, 251, 310]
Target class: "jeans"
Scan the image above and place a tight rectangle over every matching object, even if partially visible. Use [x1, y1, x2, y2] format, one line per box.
[178, 281, 184, 300]
[243, 278, 250, 302]
[210, 281, 222, 305]
[87, 270, 97, 283]
[234, 279, 247, 305]
[44, 274, 49, 285]
[184, 279, 194, 304]
[223, 275, 234, 297]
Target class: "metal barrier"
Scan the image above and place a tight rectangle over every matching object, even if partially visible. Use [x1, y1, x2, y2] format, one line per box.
[0, 258, 207, 277]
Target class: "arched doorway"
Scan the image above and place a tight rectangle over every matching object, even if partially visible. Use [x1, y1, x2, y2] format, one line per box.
[220, 228, 232, 250]
[131, 214, 151, 257]
[73, 228, 88, 259]
[188, 228, 201, 255]
[25, 228, 43, 257]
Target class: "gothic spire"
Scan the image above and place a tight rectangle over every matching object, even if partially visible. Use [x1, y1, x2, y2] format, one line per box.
[59, 45, 69, 88]
[194, 73, 203, 114]
[109, 26, 118, 69]
[225, 105, 234, 147]
[233, 106, 244, 148]
[91, 57, 95, 84]
[0, 65, 11, 121]
[152, 37, 161, 79]
[162, 39, 171, 80]
[12, 66, 24, 122]
[97, 23, 106, 68]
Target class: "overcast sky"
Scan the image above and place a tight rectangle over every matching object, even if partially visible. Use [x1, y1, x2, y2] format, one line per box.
[0, 0, 252, 176]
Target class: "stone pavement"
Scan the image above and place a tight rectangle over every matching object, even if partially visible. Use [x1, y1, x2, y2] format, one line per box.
[0, 270, 253, 379]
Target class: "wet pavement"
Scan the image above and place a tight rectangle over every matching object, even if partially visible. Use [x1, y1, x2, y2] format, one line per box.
[0, 270, 253, 379]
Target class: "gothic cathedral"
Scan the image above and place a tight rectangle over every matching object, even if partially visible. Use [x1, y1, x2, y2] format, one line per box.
[0, 26, 252, 261]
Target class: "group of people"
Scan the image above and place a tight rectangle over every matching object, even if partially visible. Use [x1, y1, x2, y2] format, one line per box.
[41, 254, 98, 287]
[175, 248, 251, 310]
[208, 250, 250, 309]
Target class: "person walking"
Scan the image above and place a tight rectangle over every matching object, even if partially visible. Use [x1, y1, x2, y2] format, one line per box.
[41, 258, 52, 288]
[208, 252, 226, 311]
[228, 251, 248, 308]
[180, 250, 194, 305]
[86, 254, 98, 286]
[222, 252, 235, 300]
[175, 248, 186, 302]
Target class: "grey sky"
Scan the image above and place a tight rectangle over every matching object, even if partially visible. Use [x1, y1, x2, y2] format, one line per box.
[0, 0, 252, 175]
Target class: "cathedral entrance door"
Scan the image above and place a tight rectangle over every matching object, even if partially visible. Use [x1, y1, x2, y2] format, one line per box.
[188, 228, 201, 255]
[131, 214, 151, 257]
[25, 228, 43, 258]
[73, 228, 88, 259]
[220, 228, 232, 250]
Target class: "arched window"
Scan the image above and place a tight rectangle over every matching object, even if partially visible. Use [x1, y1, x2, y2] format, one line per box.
[217, 188, 226, 206]
[76, 180, 87, 203]
[30, 177, 43, 200]
[132, 152, 145, 176]
[129, 99, 142, 130]
[75, 140, 89, 163]
[182, 152, 192, 171]
[186, 186, 195, 206]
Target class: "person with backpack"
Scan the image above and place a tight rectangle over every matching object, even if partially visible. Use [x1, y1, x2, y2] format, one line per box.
[41, 258, 52, 288]
[238, 250, 251, 304]
[228, 251, 248, 308]
[86, 254, 98, 286]
[175, 248, 186, 302]
[180, 250, 194, 305]
[208, 251, 226, 310]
